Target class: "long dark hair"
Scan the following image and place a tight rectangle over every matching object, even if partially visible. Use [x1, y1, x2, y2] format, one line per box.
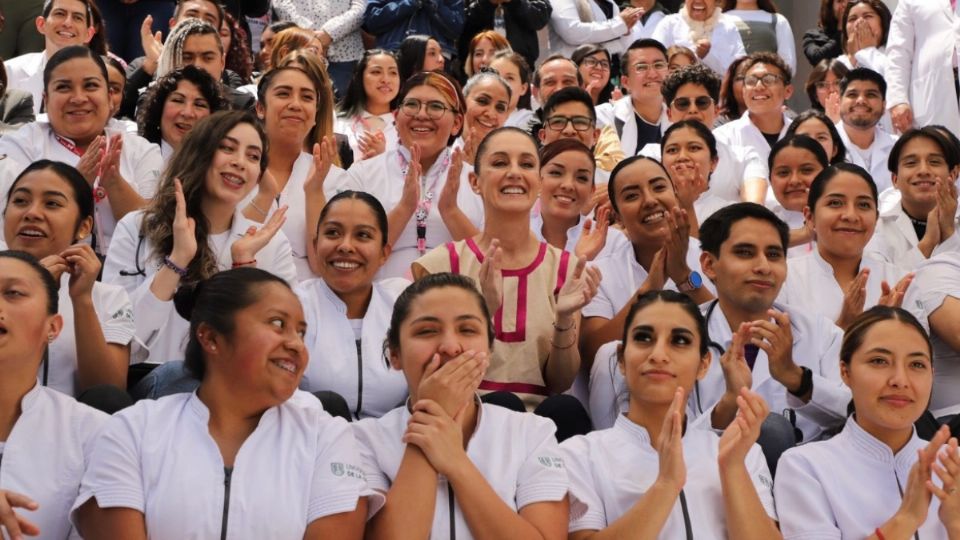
[619, 290, 710, 358]
[142, 111, 268, 282]
[137, 65, 227, 145]
[841, 0, 892, 53]
[397, 34, 436, 83]
[337, 49, 399, 119]
[221, 11, 253, 84]
[785, 110, 848, 164]
[718, 56, 749, 120]
[5, 160, 94, 233]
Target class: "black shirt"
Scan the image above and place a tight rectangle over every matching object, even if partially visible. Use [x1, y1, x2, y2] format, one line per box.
[634, 113, 662, 154]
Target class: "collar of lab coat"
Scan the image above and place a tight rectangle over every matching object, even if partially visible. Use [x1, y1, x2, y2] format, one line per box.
[841, 415, 921, 469]
[612, 96, 668, 155]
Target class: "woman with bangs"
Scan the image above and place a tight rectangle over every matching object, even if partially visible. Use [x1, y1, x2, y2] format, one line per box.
[335, 49, 401, 163]
[242, 54, 355, 281]
[102, 111, 296, 365]
[345, 71, 484, 279]
[413, 127, 600, 437]
[776, 164, 914, 330]
[137, 65, 228, 164]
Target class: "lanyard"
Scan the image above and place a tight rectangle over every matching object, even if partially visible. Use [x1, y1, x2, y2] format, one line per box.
[398, 148, 451, 254]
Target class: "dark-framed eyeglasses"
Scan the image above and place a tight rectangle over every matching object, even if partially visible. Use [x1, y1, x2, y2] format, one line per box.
[545, 115, 594, 132]
[581, 57, 611, 70]
[743, 74, 784, 88]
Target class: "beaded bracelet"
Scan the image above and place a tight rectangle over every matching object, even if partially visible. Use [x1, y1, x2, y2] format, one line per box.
[162, 256, 188, 278]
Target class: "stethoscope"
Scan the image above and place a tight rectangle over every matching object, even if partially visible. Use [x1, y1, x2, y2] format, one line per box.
[118, 234, 147, 277]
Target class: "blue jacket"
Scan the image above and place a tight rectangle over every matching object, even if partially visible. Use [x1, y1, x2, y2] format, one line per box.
[364, 0, 465, 57]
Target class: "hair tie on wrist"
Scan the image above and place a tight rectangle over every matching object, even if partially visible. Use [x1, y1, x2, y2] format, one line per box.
[163, 256, 188, 278]
[232, 259, 256, 268]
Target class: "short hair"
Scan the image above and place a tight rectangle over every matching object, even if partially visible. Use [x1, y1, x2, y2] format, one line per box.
[742, 51, 792, 85]
[785, 110, 848, 164]
[620, 38, 669, 74]
[888, 127, 960, 174]
[42, 0, 92, 26]
[807, 163, 878, 213]
[172, 0, 224, 28]
[156, 18, 222, 80]
[839, 67, 886, 100]
[661, 63, 721, 106]
[542, 86, 596, 122]
[533, 54, 582, 88]
[699, 202, 789, 256]
[804, 58, 849, 111]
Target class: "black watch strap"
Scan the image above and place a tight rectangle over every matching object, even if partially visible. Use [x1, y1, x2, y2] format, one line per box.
[789, 366, 813, 398]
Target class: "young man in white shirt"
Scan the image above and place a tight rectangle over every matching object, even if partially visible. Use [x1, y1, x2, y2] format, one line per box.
[866, 126, 960, 271]
[713, 51, 793, 164]
[696, 203, 849, 442]
[836, 67, 898, 193]
[596, 38, 669, 157]
[643, 63, 768, 204]
[4, 0, 95, 115]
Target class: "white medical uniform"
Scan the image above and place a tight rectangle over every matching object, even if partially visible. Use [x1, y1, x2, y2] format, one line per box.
[776, 418, 950, 539]
[295, 277, 409, 419]
[623, 11, 667, 44]
[836, 123, 898, 194]
[353, 401, 569, 538]
[4, 51, 46, 115]
[102, 209, 297, 365]
[562, 414, 776, 538]
[714, 111, 793, 166]
[72, 390, 370, 540]
[45, 274, 136, 397]
[0, 122, 163, 253]
[595, 97, 669, 157]
[905, 251, 960, 416]
[544, 0, 632, 61]
[583, 236, 710, 320]
[885, 0, 960, 137]
[766, 204, 815, 259]
[777, 249, 909, 323]
[505, 108, 535, 130]
[241, 152, 358, 281]
[651, 13, 747, 76]
[335, 112, 399, 163]
[724, 9, 797, 74]
[0, 384, 107, 540]
[641, 140, 769, 206]
[348, 147, 485, 279]
[865, 203, 960, 273]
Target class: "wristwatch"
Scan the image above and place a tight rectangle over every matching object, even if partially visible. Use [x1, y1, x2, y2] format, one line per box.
[677, 271, 703, 293]
[789, 366, 814, 398]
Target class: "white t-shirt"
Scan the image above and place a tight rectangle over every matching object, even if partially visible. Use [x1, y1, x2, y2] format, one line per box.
[46, 274, 136, 397]
[353, 402, 569, 537]
[0, 122, 163, 253]
[1, 384, 107, 540]
[348, 147, 485, 279]
[905, 251, 960, 416]
[72, 390, 371, 539]
[562, 414, 776, 537]
[776, 417, 949, 539]
[714, 112, 793, 167]
[651, 13, 747, 76]
[294, 277, 410, 419]
[335, 112, 399, 163]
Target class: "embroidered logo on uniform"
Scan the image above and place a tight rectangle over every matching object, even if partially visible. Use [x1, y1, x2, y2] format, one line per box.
[330, 463, 366, 481]
[331, 463, 345, 476]
[537, 456, 565, 469]
[111, 308, 134, 321]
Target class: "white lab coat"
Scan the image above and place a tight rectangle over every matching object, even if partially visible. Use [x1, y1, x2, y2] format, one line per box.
[102, 209, 298, 365]
[651, 13, 747, 76]
[640, 140, 768, 205]
[836, 123, 898, 193]
[865, 202, 960, 273]
[545, 0, 632, 61]
[4, 51, 46, 115]
[886, 0, 960, 135]
[334, 112, 399, 163]
[294, 277, 409, 419]
[713, 111, 792, 166]
[595, 96, 668, 157]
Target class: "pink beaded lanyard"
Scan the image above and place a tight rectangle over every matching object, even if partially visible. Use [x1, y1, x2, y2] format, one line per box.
[398, 148, 452, 254]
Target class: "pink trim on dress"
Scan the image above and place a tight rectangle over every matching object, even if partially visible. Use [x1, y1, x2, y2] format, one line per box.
[445, 242, 460, 274]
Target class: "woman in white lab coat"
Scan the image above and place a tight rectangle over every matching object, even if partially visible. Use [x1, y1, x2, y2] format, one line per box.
[652, 0, 747, 77]
[775, 306, 960, 539]
[545, 0, 642, 61]
[295, 190, 409, 419]
[563, 290, 779, 539]
[885, 0, 960, 135]
[102, 111, 296, 365]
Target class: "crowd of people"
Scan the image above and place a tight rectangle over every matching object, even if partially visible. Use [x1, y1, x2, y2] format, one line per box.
[2, 0, 960, 538]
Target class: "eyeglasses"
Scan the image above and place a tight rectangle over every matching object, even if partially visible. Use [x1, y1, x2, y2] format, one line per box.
[672, 96, 714, 112]
[581, 58, 611, 70]
[545, 115, 594, 132]
[632, 61, 669, 74]
[400, 98, 454, 119]
[743, 74, 784, 88]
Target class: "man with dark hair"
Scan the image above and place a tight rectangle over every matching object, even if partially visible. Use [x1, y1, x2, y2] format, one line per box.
[714, 51, 793, 164]
[696, 203, 848, 442]
[836, 67, 897, 193]
[525, 54, 582, 140]
[640, 63, 768, 204]
[5, 0, 96, 115]
[596, 38, 668, 156]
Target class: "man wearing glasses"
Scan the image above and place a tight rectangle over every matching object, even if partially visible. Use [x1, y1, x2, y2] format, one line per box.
[595, 38, 670, 156]
[638, 63, 768, 204]
[714, 51, 793, 164]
